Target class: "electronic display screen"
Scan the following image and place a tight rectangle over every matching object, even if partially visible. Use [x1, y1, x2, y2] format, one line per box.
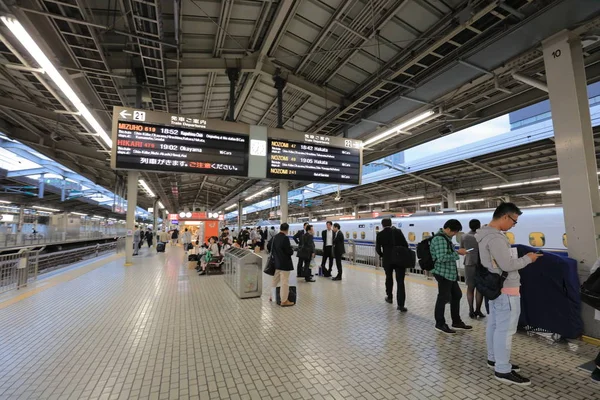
[267, 138, 361, 184]
[114, 121, 249, 176]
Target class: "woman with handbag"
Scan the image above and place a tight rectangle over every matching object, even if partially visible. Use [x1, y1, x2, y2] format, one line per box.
[297, 225, 316, 282]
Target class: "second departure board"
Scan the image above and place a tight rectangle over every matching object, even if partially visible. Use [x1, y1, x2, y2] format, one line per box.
[114, 121, 249, 176]
[267, 138, 361, 184]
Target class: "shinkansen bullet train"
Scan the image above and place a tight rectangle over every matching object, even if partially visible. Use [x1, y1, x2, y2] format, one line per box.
[229, 207, 568, 254]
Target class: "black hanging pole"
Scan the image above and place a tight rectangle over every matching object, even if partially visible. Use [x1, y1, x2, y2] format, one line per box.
[273, 69, 286, 128]
[226, 68, 239, 122]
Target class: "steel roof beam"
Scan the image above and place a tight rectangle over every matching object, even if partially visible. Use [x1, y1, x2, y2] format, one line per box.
[463, 159, 509, 182]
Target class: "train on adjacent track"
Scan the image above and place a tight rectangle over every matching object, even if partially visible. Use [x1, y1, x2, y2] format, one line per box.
[228, 207, 568, 254]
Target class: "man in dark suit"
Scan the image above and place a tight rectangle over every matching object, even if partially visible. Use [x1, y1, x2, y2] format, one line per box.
[331, 223, 345, 281]
[293, 222, 308, 275]
[270, 223, 295, 306]
[321, 221, 334, 277]
[376, 218, 410, 312]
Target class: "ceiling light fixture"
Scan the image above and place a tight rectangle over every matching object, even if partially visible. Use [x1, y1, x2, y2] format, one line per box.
[70, 212, 87, 216]
[139, 180, 155, 197]
[420, 203, 441, 207]
[363, 110, 435, 146]
[225, 204, 238, 210]
[0, 200, 12, 204]
[0, 16, 112, 148]
[455, 198, 485, 204]
[157, 201, 165, 209]
[32, 206, 60, 212]
[245, 187, 273, 201]
[482, 177, 560, 190]
[545, 190, 562, 195]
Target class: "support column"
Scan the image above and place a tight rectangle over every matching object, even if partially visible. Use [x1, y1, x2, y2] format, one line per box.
[543, 31, 600, 337]
[152, 199, 158, 246]
[308, 211, 314, 221]
[60, 178, 66, 202]
[38, 173, 45, 199]
[445, 191, 456, 208]
[279, 181, 288, 223]
[227, 68, 239, 122]
[353, 205, 359, 218]
[125, 171, 139, 266]
[273, 70, 286, 129]
[237, 199, 243, 231]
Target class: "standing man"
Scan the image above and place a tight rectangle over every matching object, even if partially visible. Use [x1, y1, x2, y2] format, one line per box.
[182, 228, 192, 250]
[270, 223, 295, 307]
[376, 218, 409, 312]
[146, 228, 153, 248]
[331, 223, 345, 281]
[321, 221, 334, 277]
[293, 222, 309, 277]
[460, 219, 484, 319]
[431, 219, 471, 334]
[476, 203, 541, 386]
[133, 225, 141, 256]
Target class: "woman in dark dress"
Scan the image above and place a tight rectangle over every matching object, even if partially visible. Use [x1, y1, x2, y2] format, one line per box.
[297, 224, 316, 283]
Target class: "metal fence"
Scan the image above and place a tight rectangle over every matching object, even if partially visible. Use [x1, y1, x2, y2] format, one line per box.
[0, 231, 126, 248]
[0, 241, 120, 294]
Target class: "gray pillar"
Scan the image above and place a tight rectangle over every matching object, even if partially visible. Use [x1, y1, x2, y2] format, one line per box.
[152, 199, 158, 246]
[17, 205, 24, 233]
[60, 178, 66, 202]
[125, 171, 139, 265]
[38, 173, 45, 199]
[308, 211, 314, 221]
[237, 199, 243, 230]
[353, 205, 358, 218]
[446, 191, 456, 208]
[543, 30, 600, 336]
[280, 181, 288, 223]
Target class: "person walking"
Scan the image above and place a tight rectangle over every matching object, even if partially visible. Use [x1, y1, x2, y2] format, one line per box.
[146, 228, 153, 248]
[269, 223, 295, 306]
[182, 228, 192, 251]
[297, 224, 316, 283]
[476, 203, 541, 386]
[460, 219, 485, 319]
[133, 225, 141, 256]
[331, 223, 345, 281]
[431, 219, 472, 334]
[321, 221, 334, 277]
[376, 218, 410, 312]
[170, 228, 179, 246]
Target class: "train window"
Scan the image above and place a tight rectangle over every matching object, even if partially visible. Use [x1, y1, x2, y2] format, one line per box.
[353, 231, 357, 239]
[455, 232, 464, 244]
[422, 232, 431, 240]
[345, 231, 350, 239]
[504, 232, 515, 244]
[562, 233, 568, 248]
[529, 232, 546, 247]
[408, 232, 416, 242]
[360, 231, 366, 239]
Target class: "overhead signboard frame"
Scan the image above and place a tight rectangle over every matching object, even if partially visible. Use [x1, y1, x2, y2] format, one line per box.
[111, 106, 250, 177]
[266, 127, 363, 185]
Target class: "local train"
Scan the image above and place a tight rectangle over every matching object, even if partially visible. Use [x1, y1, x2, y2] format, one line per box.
[228, 206, 568, 254]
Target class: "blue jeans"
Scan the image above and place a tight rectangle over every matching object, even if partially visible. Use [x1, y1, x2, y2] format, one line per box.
[487, 294, 520, 373]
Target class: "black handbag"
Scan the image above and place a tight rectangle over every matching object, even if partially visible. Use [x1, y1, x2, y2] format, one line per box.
[263, 254, 276, 276]
[392, 228, 415, 268]
[581, 268, 600, 310]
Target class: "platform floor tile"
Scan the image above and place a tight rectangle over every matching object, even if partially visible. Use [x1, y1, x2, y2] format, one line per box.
[0, 245, 597, 400]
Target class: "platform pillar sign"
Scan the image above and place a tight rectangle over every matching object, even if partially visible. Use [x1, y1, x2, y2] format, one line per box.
[543, 30, 600, 337]
[125, 170, 139, 266]
[280, 181, 288, 223]
[237, 199, 243, 232]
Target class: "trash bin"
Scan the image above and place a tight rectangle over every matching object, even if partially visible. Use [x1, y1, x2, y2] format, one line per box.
[223, 248, 262, 299]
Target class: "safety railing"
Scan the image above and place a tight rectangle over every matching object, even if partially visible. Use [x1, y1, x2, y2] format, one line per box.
[116, 237, 126, 254]
[37, 242, 117, 274]
[0, 231, 126, 248]
[0, 248, 43, 294]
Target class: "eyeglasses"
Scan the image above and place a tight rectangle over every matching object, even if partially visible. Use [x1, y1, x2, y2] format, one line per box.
[507, 215, 518, 225]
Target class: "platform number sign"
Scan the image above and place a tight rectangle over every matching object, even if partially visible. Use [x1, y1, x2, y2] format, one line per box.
[552, 49, 561, 59]
[344, 139, 352, 148]
[133, 111, 146, 121]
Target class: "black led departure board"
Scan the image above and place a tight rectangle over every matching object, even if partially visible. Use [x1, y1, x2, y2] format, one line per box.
[267, 138, 361, 184]
[114, 121, 249, 176]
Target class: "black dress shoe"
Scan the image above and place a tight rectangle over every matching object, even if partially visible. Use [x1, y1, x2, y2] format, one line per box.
[397, 306, 408, 312]
[385, 296, 393, 304]
[305, 278, 316, 282]
[332, 276, 342, 281]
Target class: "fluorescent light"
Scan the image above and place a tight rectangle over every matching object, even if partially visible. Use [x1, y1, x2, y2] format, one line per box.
[158, 201, 165, 209]
[483, 177, 561, 190]
[364, 110, 435, 146]
[455, 198, 484, 204]
[225, 204, 237, 210]
[245, 187, 273, 201]
[139, 180, 155, 197]
[523, 203, 556, 208]
[420, 203, 441, 207]
[546, 190, 561, 195]
[387, 196, 425, 203]
[0, 200, 11, 204]
[529, 177, 561, 184]
[93, 215, 105, 219]
[32, 206, 60, 212]
[70, 212, 87, 216]
[1, 16, 111, 148]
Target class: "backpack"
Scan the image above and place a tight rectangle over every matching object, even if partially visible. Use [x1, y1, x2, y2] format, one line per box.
[474, 244, 508, 300]
[416, 233, 453, 271]
[581, 265, 600, 311]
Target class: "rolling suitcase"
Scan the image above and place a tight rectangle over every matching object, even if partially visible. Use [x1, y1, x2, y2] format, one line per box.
[156, 242, 166, 253]
[275, 286, 297, 305]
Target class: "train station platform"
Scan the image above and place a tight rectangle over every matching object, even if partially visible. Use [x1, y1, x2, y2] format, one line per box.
[0, 246, 598, 400]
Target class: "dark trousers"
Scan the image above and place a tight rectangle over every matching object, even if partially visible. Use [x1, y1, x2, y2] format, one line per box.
[147, 239, 153, 247]
[298, 258, 312, 281]
[334, 254, 343, 278]
[321, 246, 333, 274]
[434, 274, 462, 327]
[384, 264, 406, 307]
[596, 351, 600, 367]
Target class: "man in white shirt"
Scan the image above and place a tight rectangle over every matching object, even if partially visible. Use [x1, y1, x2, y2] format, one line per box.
[320, 221, 334, 277]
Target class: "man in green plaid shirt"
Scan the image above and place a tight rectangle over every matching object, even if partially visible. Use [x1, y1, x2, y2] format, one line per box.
[431, 219, 472, 334]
